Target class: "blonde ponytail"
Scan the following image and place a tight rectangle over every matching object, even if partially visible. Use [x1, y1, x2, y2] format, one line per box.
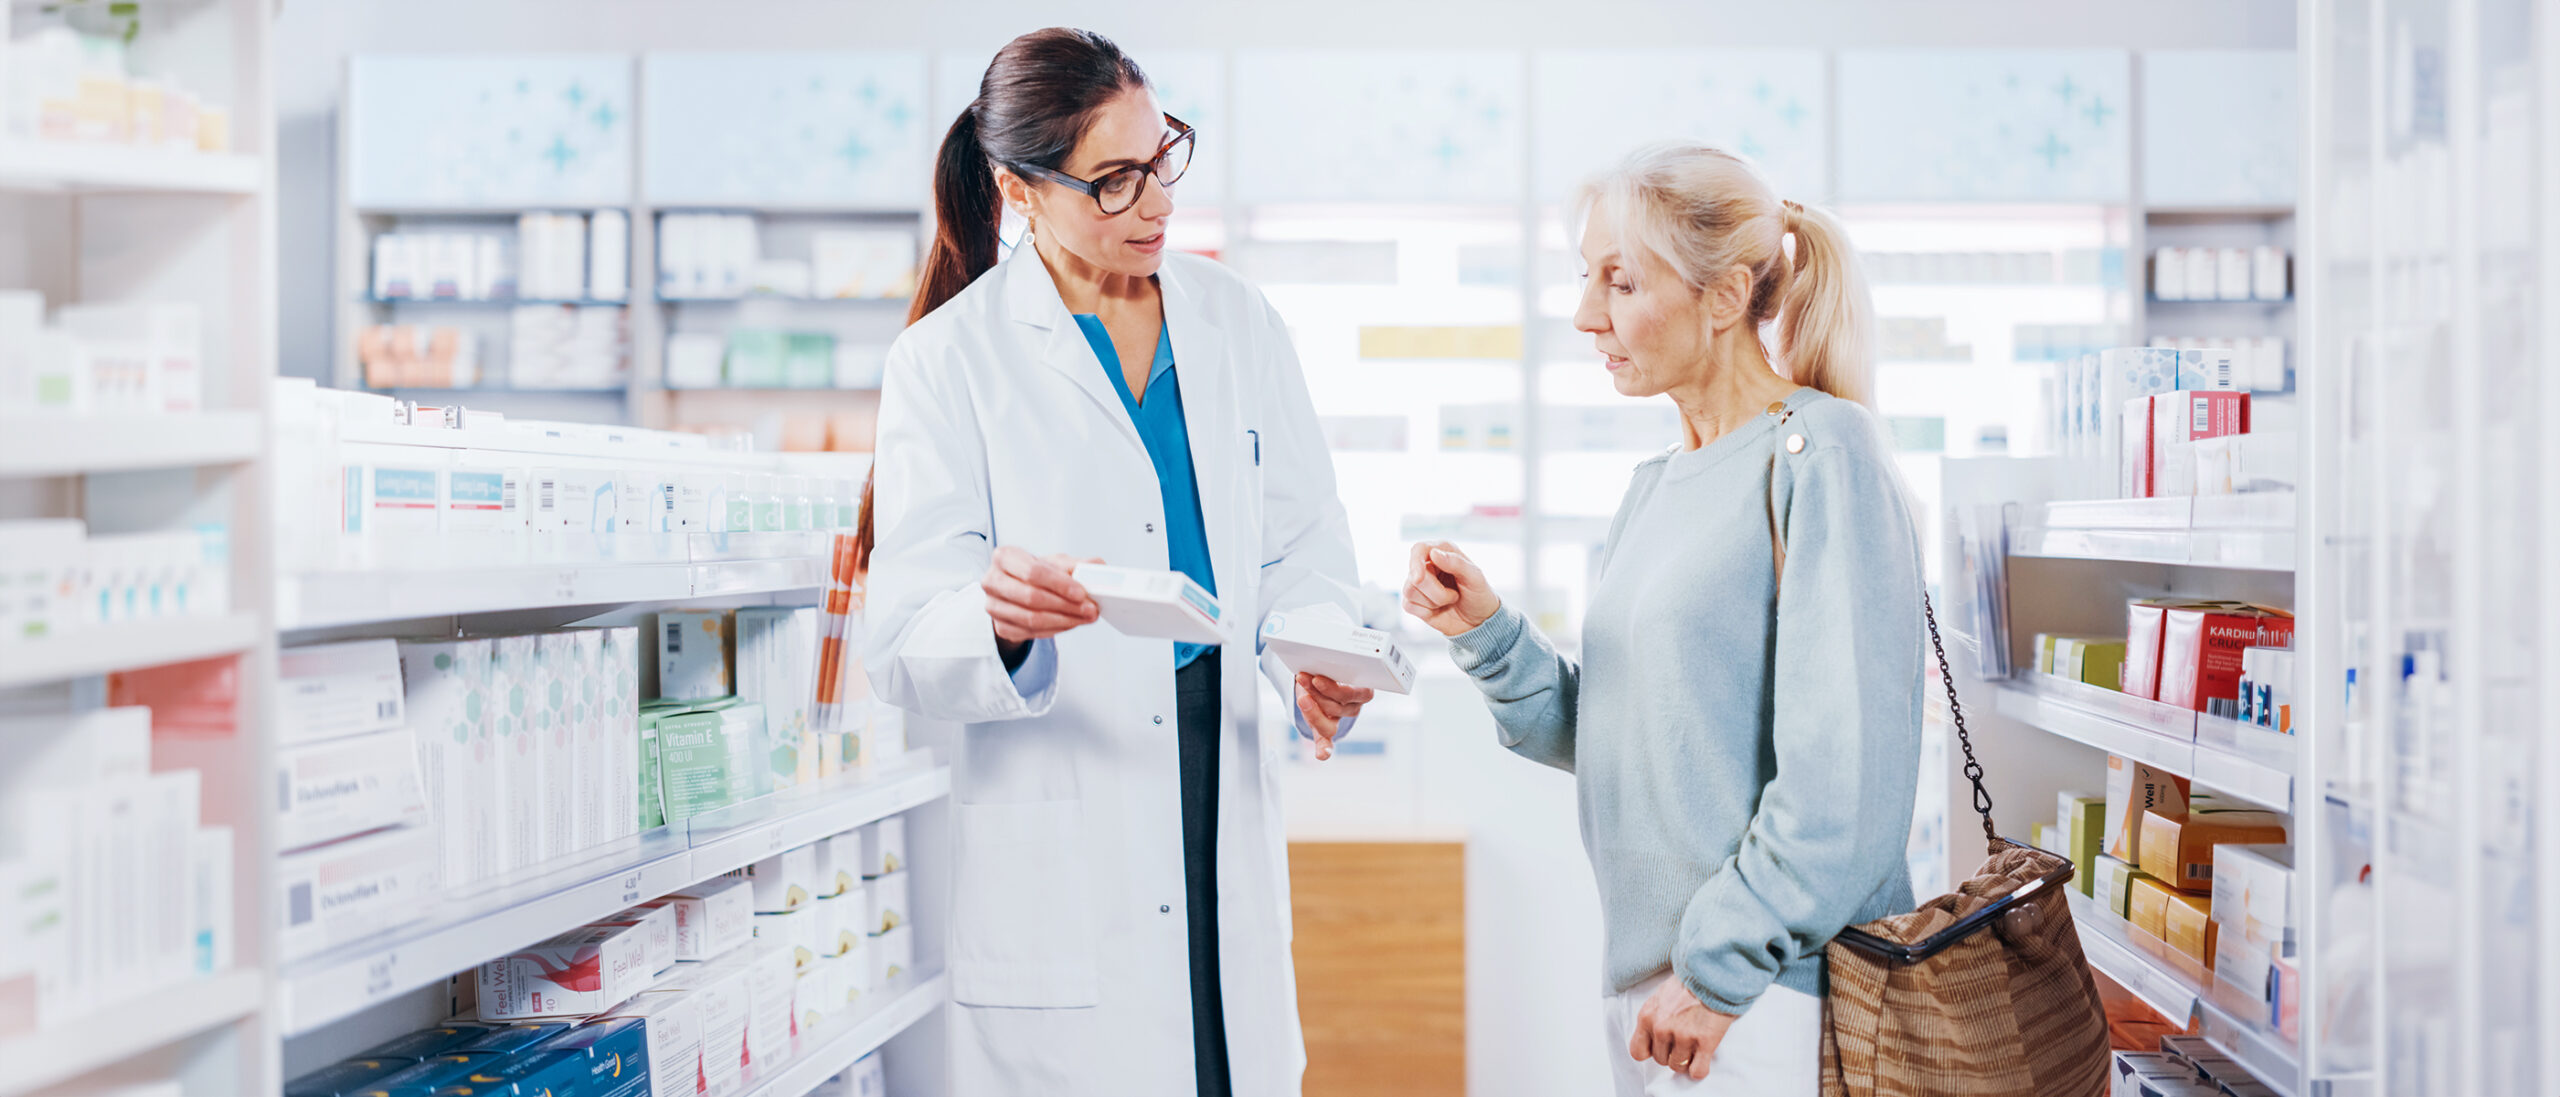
[1579, 144, 1876, 408]
[1774, 200, 1875, 408]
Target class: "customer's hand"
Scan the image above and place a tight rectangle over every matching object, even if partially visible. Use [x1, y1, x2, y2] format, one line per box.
[1402, 541, 1500, 637]
[983, 546, 1101, 646]
[1295, 672, 1372, 761]
[1629, 977, 1740, 1081]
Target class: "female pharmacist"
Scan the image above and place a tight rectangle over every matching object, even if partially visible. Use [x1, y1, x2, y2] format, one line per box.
[861, 27, 1370, 1097]
[1405, 145, 1924, 1096]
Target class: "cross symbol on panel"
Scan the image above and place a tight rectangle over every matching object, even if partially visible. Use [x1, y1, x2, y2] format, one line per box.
[2034, 132, 2069, 169]
[1754, 79, 1773, 103]
[565, 81, 586, 108]
[841, 135, 872, 169]
[2083, 96, 2115, 128]
[1433, 135, 1462, 167]
[1779, 98, 1807, 127]
[544, 134, 577, 171]
[592, 102, 618, 131]
[2054, 76, 2078, 103]
[885, 102, 911, 128]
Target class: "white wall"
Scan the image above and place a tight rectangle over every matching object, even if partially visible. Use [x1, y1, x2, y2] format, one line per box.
[269, 4, 2294, 1093]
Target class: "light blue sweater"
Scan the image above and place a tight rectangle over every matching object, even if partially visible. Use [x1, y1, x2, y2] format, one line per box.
[1446, 388, 1923, 1012]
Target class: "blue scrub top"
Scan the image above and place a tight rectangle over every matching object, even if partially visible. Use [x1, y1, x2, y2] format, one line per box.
[1073, 314, 1219, 668]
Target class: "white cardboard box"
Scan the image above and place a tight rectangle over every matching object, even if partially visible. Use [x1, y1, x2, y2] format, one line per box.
[477, 921, 657, 1020]
[654, 876, 755, 962]
[277, 639, 406, 747]
[1074, 563, 1224, 645]
[601, 990, 703, 1097]
[647, 961, 749, 1097]
[733, 942, 798, 1081]
[736, 843, 817, 913]
[860, 817, 905, 880]
[274, 726, 430, 853]
[657, 609, 732, 701]
[594, 902, 680, 976]
[1258, 608, 1417, 694]
[277, 825, 436, 962]
[868, 923, 912, 987]
[752, 907, 819, 974]
[867, 870, 908, 936]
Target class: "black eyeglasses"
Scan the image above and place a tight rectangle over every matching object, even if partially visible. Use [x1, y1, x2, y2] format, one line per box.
[1009, 114, 1195, 216]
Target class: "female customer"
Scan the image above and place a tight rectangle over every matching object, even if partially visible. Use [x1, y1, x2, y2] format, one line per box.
[1404, 144, 1923, 1096]
[862, 27, 1371, 1097]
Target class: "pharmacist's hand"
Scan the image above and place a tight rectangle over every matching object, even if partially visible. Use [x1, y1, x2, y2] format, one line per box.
[1295, 672, 1372, 761]
[1402, 541, 1500, 637]
[983, 546, 1101, 646]
[1629, 977, 1739, 1081]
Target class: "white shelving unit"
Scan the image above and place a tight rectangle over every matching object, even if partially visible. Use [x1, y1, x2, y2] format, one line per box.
[2013, 494, 2298, 571]
[738, 973, 948, 1097]
[1996, 676, 2296, 812]
[0, 0, 279, 1092]
[2068, 892, 2301, 1096]
[280, 761, 947, 1035]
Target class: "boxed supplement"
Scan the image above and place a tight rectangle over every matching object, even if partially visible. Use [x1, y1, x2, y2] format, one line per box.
[1258, 607, 1417, 694]
[818, 831, 858, 899]
[530, 1017, 653, 1097]
[654, 877, 755, 961]
[287, 1058, 414, 1097]
[2175, 347, 2238, 392]
[2238, 647, 2295, 734]
[2159, 606, 2293, 714]
[646, 962, 749, 1097]
[1073, 563, 1223, 645]
[534, 632, 581, 862]
[734, 942, 798, 1080]
[637, 712, 666, 831]
[593, 903, 679, 976]
[600, 991, 703, 1097]
[732, 606, 819, 793]
[860, 816, 906, 879]
[803, 952, 845, 1033]
[2139, 808, 2288, 893]
[865, 870, 906, 934]
[2058, 793, 2106, 895]
[2127, 876, 2178, 939]
[476, 923, 657, 1020]
[277, 639, 407, 747]
[869, 923, 912, 987]
[2104, 756, 2191, 863]
[400, 638, 498, 891]
[488, 635, 545, 874]
[2145, 390, 2251, 499]
[654, 707, 748, 824]
[275, 727, 430, 853]
[658, 609, 734, 700]
[452, 1021, 575, 1055]
[277, 826, 437, 962]
[2123, 600, 2200, 701]
[568, 629, 611, 850]
[2211, 844, 2294, 998]
[343, 1053, 503, 1097]
[2163, 892, 2216, 965]
[736, 844, 817, 913]
[753, 906, 819, 973]
[2093, 856, 2156, 920]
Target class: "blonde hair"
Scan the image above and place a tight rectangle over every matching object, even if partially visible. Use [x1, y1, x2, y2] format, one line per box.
[1577, 143, 1875, 408]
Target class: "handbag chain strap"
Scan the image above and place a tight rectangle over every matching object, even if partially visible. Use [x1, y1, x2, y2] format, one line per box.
[1766, 399, 1998, 854]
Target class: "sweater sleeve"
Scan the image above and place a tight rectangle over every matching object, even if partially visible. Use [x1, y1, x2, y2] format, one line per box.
[1673, 446, 1924, 1014]
[1444, 603, 1581, 773]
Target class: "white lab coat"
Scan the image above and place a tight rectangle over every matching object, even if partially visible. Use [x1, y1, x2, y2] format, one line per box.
[863, 242, 1361, 1097]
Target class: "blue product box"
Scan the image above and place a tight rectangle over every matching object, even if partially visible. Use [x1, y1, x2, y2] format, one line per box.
[348, 1054, 505, 1097]
[358, 1024, 495, 1062]
[537, 1018, 654, 1097]
[430, 1050, 589, 1097]
[452, 1022, 575, 1056]
[287, 1058, 413, 1097]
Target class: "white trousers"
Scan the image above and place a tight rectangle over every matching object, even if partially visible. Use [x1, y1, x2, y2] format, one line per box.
[1602, 973, 1821, 1097]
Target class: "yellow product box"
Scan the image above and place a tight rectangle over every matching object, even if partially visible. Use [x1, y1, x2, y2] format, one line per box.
[2140, 807, 2288, 893]
[2164, 892, 2216, 967]
[2105, 756, 2190, 863]
[2127, 876, 2178, 940]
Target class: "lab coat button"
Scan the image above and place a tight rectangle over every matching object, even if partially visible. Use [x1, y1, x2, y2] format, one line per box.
[1160, 905, 1172, 914]
[1144, 522, 1156, 533]
[1153, 715, 1165, 725]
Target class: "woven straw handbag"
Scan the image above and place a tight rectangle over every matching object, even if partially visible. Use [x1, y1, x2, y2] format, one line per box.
[1763, 401, 2111, 1097]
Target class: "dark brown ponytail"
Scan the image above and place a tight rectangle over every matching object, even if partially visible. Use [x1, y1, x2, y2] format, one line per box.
[904, 27, 1148, 326]
[872, 28, 1149, 568]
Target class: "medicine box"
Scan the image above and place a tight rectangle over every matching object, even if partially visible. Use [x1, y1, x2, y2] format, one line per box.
[2104, 755, 2190, 863]
[734, 606, 819, 795]
[752, 907, 819, 974]
[736, 843, 817, 913]
[870, 923, 912, 987]
[645, 962, 749, 1097]
[532, 1017, 654, 1097]
[1258, 609, 1417, 694]
[734, 942, 798, 1079]
[658, 609, 734, 701]
[277, 826, 436, 962]
[860, 816, 905, 879]
[2139, 808, 2287, 893]
[399, 638, 498, 890]
[1075, 563, 1224, 645]
[2238, 647, 2295, 734]
[2211, 843, 2293, 999]
[2163, 892, 2215, 965]
[477, 922, 658, 1020]
[654, 876, 755, 962]
[277, 639, 407, 747]
[2058, 793, 2105, 896]
[274, 726, 431, 853]
[2159, 605, 2292, 714]
[868, 870, 909, 935]
[654, 706, 749, 824]
[354, 1023, 492, 1061]
[819, 831, 859, 899]
[601, 991, 703, 1097]
[2093, 856, 2156, 920]
[286, 1057, 415, 1097]
[594, 903, 679, 976]
[487, 634, 545, 875]
[346, 1052, 503, 1097]
[2127, 875, 2178, 939]
[2146, 390, 2251, 500]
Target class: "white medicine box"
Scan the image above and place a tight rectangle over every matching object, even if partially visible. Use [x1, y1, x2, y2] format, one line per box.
[277, 639, 407, 747]
[735, 843, 818, 913]
[860, 816, 906, 879]
[1074, 563, 1223, 645]
[1259, 608, 1416, 694]
[657, 609, 733, 700]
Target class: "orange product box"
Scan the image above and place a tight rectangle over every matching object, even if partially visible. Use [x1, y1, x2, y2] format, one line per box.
[2158, 604, 2294, 713]
[2163, 892, 2217, 967]
[2140, 808, 2289, 893]
[2127, 875, 2179, 939]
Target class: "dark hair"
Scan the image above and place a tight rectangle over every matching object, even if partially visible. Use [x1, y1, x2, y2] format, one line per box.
[906, 27, 1149, 327]
[862, 30, 1148, 567]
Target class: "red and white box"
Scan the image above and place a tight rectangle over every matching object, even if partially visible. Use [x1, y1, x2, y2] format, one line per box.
[2158, 605, 2294, 713]
[2145, 390, 2251, 498]
[477, 922, 657, 1020]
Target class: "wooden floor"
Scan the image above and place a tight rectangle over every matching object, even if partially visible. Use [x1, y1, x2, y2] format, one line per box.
[1288, 840, 1467, 1097]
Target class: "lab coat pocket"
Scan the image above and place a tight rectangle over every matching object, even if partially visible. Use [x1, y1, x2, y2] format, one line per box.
[951, 799, 1101, 1008]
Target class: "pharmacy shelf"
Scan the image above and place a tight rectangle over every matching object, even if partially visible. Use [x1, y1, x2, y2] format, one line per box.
[280, 551, 829, 631]
[362, 297, 632, 307]
[0, 410, 264, 476]
[0, 139, 262, 195]
[2197, 983, 2300, 1097]
[278, 760, 948, 1036]
[0, 969, 266, 1097]
[740, 971, 947, 1097]
[2069, 889, 2203, 1025]
[1996, 675, 2292, 811]
[0, 612, 262, 689]
[657, 295, 911, 306]
[2013, 493, 2295, 571]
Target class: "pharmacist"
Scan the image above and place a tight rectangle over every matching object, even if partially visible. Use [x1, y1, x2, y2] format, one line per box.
[862, 28, 1369, 1097]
